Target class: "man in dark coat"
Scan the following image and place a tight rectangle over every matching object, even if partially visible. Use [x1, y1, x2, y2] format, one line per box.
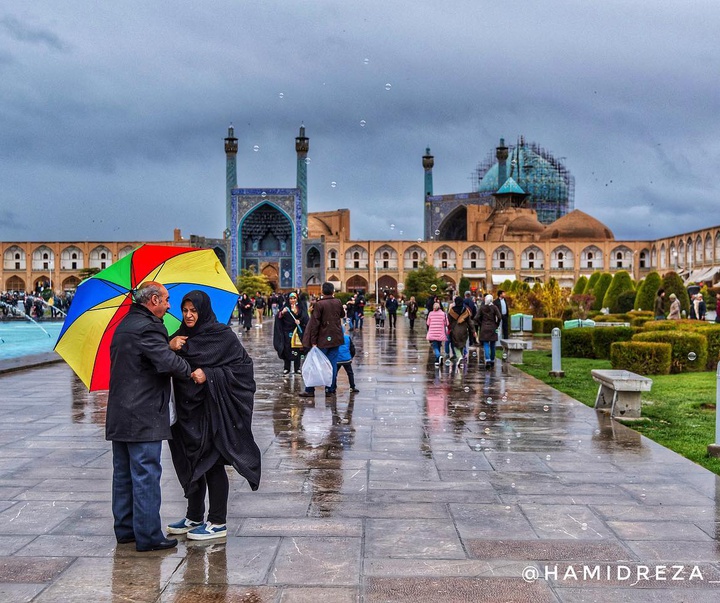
[106, 281, 201, 552]
[299, 281, 345, 398]
[493, 290, 510, 340]
[385, 293, 399, 329]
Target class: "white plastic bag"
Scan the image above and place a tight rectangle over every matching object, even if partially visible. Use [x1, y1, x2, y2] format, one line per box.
[302, 346, 333, 387]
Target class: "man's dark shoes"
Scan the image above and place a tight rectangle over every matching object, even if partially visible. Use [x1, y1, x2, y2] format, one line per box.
[116, 535, 135, 544]
[136, 537, 178, 552]
[298, 391, 315, 398]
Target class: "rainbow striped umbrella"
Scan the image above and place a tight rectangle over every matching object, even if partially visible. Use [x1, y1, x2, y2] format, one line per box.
[55, 245, 238, 391]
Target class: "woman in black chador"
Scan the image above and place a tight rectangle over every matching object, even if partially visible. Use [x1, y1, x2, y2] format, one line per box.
[167, 290, 261, 541]
[272, 292, 309, 375]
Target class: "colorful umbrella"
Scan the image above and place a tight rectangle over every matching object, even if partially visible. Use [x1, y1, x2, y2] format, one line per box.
[55, 245, 238, 391]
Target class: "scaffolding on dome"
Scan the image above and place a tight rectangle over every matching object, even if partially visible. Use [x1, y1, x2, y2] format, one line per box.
[471, 139, 575, 225]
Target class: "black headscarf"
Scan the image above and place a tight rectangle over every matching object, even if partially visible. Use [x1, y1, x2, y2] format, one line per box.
[451, 295, 464, 314]
[169, 290, 261, 493]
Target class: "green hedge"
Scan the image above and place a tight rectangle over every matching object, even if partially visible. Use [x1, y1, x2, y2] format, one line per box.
[592, 326, 636, 359]
[697, 325, 720, 370]
[630, 316, 654, 328]
[593, 314, 629, 323]
[610, 341, 672, 375]
[632, 331, 708, 373]
[562, 327, 595, 358]
[532, 318, 563, 334]
[643, 319, 700, 332]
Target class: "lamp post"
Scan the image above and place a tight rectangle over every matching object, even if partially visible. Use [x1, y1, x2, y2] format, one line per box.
[375, 260, 379, 304]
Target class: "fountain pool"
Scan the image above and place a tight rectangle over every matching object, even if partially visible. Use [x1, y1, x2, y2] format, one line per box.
[0, 322, 64, 360]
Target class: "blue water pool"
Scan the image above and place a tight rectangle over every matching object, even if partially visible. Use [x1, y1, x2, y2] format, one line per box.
[0, 321, 64, 360]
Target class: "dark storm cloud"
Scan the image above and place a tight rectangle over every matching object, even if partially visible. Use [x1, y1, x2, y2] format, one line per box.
[0, 0, 719, 243]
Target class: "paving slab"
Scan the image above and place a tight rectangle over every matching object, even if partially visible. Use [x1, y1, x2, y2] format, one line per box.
[0, 319, 719, 601]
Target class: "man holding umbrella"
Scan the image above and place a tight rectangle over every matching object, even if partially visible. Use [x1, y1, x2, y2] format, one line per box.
[106, 281, 204, 552]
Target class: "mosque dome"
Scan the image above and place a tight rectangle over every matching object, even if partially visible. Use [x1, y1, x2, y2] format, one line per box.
[476, 139, 575, 225]
[307, 215, 332, 237]
[539, 209, 614, 241]
[507, 214, 546, 235]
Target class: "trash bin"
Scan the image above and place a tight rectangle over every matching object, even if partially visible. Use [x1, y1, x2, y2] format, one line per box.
[511, 314, 533, 332]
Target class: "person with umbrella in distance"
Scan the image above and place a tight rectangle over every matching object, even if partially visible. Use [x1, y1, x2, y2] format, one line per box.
[106, 281, 205, 552]
[166, 290, 261, 541]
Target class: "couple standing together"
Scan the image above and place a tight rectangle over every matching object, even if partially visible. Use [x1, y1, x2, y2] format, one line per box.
[106, 282, 261, 552]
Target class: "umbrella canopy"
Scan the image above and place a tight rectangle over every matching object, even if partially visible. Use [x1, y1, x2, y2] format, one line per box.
[55, 245, 238, 391]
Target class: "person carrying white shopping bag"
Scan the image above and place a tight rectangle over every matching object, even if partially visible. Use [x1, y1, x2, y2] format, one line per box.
[299, 282, 345, 399]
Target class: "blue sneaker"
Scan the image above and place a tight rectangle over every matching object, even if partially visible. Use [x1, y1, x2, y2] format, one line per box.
[186, 522, 228, 541]
[166, 518, 203, 534]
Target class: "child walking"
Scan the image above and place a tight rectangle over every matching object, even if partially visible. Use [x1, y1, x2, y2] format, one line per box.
[337, 322, 359, 392]
[374, 301, 386, 329]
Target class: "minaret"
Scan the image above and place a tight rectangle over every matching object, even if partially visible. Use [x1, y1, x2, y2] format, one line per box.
[295, 125, 309, 235]
[422, 147, 434, 240]
[496, 138, 508, 188]
[224, 124, 238, 234]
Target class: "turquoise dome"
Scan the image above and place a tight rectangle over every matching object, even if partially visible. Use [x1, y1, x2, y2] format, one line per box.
[477, 141, 574, 225]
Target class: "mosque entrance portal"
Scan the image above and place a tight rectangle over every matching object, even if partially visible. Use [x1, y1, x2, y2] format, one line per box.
[240, 203, 295, 289]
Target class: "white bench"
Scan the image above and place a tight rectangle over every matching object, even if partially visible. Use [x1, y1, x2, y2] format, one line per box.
[499, 339, 532, 364]
[591, 369, 653, 419]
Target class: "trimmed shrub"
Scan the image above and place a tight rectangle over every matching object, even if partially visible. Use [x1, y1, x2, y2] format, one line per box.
[610, 341, 672, 375]
[592, 326, 636, 359]
[642, 319, 697, 332]
[634, 271, 662, 311]
[591, 273, 613, 312]
[532, 318, 563, 334]
[697, 325, 720, 370]
[573, 276, 588, 295]
[661, 271, 691, 315]
[593, 314, 629, 323]
[632, 331, 708, 373]
[617, 290, 637, 313]
[602, 270, 635, 313]
[584, 271, 601, 295]
[562, 327, 595, 358]
[630, 316, 654, 328]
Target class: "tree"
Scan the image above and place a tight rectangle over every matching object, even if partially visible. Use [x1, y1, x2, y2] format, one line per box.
[572, 276, 588, 295]
[591, 273, 613, 312]
[634, 271, 661, 311]
[236, 269, 270, 296]
[536, 278, 568, 319]
[602, 270, 635, 313]
[458, 277, 471, 296]
[403, 262, 446, 305]
[78, 267, 101, 283]
[569, 293, 595, 319]
[661, 271, 690, 315]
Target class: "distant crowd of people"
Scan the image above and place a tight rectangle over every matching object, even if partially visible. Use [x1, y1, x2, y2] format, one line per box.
[0, 290, 72, 319]
[654, 288, 719, 322]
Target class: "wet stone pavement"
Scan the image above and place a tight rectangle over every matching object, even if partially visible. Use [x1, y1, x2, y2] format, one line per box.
[0, 319, 720, 602]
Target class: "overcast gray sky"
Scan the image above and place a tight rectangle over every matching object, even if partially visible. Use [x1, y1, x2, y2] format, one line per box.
[1, 1, 718, 244]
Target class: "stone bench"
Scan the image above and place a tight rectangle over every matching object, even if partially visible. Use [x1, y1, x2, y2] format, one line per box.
[499, 339, 532, 364]
[591, 369, 653, 419]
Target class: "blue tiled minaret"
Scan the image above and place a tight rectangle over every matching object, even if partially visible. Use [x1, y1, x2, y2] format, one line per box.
[295, 125, 309, 236]
[422, 147, 434, 240]
[224, 124, 238, 234]
[496, 138, 508, 189]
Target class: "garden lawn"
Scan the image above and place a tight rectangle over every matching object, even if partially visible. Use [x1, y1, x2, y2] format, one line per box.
[519, 350, 720, 476]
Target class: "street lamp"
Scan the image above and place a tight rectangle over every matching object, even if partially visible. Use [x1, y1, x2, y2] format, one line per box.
[375, 260, 379, 304]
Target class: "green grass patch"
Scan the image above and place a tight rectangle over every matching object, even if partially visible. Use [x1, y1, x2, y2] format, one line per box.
[519, 351, 720, 476]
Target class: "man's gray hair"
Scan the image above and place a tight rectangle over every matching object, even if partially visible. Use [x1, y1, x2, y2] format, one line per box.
[134, 281, 164, 305]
